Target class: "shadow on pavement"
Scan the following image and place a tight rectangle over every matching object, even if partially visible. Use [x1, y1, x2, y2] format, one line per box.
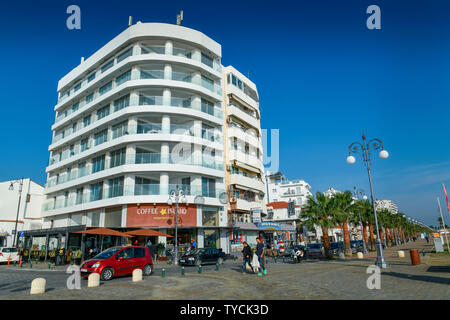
[383, 271, 450, 285]
[426, 266, 450, 273]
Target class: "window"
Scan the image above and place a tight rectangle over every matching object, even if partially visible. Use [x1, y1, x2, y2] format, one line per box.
[74, 83, 81, 92]
[201, 75, 214, 91]
[201, 53, 213, 68]
[99, 81, 112, 95]
[92, 155, 105, 173]
[94, 130, 108, 146]
[90, 182, 103, 201]
[114, 94, 130, 112]
[116, 48, 132, 63]
[87, 73, 96, 83]
[115, 70, 131, 86]
[135, 177, 158, 195]
[202, 210, 219, 226]
[108, 177, 124, 198]
[202, 178, 216, 198]
[85, 93, 94, 103]
[76, 188, 84, 205]
[201, 98, 214, 116]
[83, 115, 91, 127]
[101, 59, 114, 73]
[97, 105, 110, 120]
[72, 102, 79, 112]
[116, 248, 134, 259]
[232, 74, 237, 86]
[80, 139, 89, 152]
[112, 121, 128, 139]
[109, 148, 126, 168]
[134, 247, 146, 258]
[78, 162, 86, 177]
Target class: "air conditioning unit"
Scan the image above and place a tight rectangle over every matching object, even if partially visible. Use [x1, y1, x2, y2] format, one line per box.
[226, 165, 232, 171]
[227, 117, 232, 124]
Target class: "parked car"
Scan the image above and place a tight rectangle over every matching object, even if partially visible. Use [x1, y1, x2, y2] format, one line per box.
[306, 243, 323, 259]
[0, 247, 20, 263]
[350, 240, 364, 253]
[179, 248, 226, 266]
[330, 242, 344, 255]
[80, 246, 153, 281]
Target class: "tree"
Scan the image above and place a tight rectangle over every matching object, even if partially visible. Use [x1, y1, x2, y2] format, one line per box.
[331, 191, 355, 256]
[354, 199, 372, 250]
[302, 192, 334, 257]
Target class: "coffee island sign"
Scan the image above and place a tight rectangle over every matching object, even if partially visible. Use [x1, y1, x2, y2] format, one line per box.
[127, 204, 197, 228]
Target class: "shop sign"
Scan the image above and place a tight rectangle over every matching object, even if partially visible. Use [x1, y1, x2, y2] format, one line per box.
[256, 222, 281, 230]
[127, 204, 197, 227]
[251, 208, 262, 223]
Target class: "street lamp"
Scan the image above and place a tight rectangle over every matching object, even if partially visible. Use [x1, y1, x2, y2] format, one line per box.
[167, 185, 187, 265]
[352, 187, 369, 254]
[9, 178, 24, 248]
[347, 132, 389, 268]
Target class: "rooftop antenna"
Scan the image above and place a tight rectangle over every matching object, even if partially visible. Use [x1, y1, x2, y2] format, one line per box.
[128, 16, 133, 27]
[177, 10, 183, 26]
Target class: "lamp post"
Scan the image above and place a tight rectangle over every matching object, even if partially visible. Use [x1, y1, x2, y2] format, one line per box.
[9, 178, 24, 248]
[167, 185, 187, 266]
[347, 132, 389, 268]
[352, 187, 369, 254]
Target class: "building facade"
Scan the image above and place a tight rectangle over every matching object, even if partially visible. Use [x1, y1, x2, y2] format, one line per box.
[0, 179, 44, 247]
[375, 200, 398, 214]
[265, 171, 312, 207]
[40, 23, 231, 253]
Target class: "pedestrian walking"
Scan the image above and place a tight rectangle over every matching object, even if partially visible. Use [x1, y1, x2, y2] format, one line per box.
[241, 242, 253, 274]
[256, 237, 266, 276]
[425, 234, 429, 243]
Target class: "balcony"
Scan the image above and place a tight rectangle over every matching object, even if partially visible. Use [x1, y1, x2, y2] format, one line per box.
[227, 104, 259, 129]
[230, 174, 265, 193]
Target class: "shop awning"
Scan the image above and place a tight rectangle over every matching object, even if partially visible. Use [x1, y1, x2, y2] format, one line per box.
[73, 227, 132, 237]
[126, 229, 173, 238]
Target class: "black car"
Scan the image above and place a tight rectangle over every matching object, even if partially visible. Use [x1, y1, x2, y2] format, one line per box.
[306, 243, 324, 259]
[179, 248, 226, 266]
[330, 242, 344, 255]
[350, 240, 364, 253]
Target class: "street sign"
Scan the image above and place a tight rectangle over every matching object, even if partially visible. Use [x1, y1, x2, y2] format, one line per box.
[434, 237, 444, 253]
[19, 231, 24, 238]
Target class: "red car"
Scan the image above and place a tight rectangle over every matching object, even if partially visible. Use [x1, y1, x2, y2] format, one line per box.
[80, 246, 153, 281]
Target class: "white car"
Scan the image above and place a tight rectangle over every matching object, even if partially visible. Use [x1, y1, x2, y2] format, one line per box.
[0, 247, 20, 263]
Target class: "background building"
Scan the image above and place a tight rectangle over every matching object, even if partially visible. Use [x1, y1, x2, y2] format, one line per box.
[265, 171, 312, 207]
[375, 199, 398, 214]
[0, 179, 44, 247]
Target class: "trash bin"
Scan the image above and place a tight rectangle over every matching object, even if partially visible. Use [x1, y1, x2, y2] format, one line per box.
[410, 249, 421, 265]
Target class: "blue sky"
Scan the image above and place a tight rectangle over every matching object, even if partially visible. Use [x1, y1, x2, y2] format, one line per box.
[0, 0, 449, 226]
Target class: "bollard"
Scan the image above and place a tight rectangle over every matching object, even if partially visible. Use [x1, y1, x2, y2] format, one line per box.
[30, 278, 46, 295]
[198, 265, 202, 274]
[410, 249, 421, 265]
[283, 257, 285, 263]
[338, 252, 345, 260]
[422, 250, 426, 257]
[20, 261, 23, 268]
[132, 269, 143, 282]
[215, 263, 219, 271]
[13, 261, 16, 267]
[88, 273, 100, 287]
[48, 263, 51, 269]
[398, 250, 405, 258]
[30, 262, 32, 269]
[162, 268, 165, 278]
[357, 252, 364, 259]
[181, 266, 185, 276]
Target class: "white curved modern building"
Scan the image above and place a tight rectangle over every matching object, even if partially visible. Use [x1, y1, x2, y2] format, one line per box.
[39, 22, 232, 252]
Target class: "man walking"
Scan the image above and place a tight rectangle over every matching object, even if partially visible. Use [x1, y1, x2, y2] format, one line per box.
[256, 237, 267, 276]
[241, 242, 252, 274]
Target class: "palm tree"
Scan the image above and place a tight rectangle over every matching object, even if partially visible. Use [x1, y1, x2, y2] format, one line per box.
[302, 192, 334, 257]
[354, 199, 372, 250]
[331, 191, 355, 256]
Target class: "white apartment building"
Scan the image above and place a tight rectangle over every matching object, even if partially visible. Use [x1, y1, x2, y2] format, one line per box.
[265, 171, 312, 207]
[0, 179, 44, 247]
[375, 200, 398, 214]
[38, 22, 231, 253]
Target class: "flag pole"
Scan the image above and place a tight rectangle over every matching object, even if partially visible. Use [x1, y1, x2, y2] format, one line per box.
[437, 197, 450, 252]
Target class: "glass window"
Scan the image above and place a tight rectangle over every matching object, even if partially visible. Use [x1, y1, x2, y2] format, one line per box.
[232, 75, 237, 86]
[201, 98, 214, 116]
[87, 73, 96, 83]
[101, 59, 114, 73]
[99, 81, 112, 95]
[109, 148, 126, 168]
[72, 102, 79, 112]
[116, 248, 134, 259]
[74, 83, 81, 92]
[76, 187, 84, 205]
[116, 48, 132, 63]
[92, 155, 105, 173]
[202, 178, 216, 198]
[114, 94, 130, 112]
[115, 70, 131, 86]
[85, 93, 94, 103]
[108, 176, 124, 198]
[90, 182, 103, 201]
[94, 130, 108, 146]
[80, 139, 89, 152]
[201, 53, 213, 68]
[202, 210, 219, 226]
[112, 121, 128, 139]
[134, 247, 146, 258]
[97, 105, 110, 120]
[83, 115, 91, 127]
